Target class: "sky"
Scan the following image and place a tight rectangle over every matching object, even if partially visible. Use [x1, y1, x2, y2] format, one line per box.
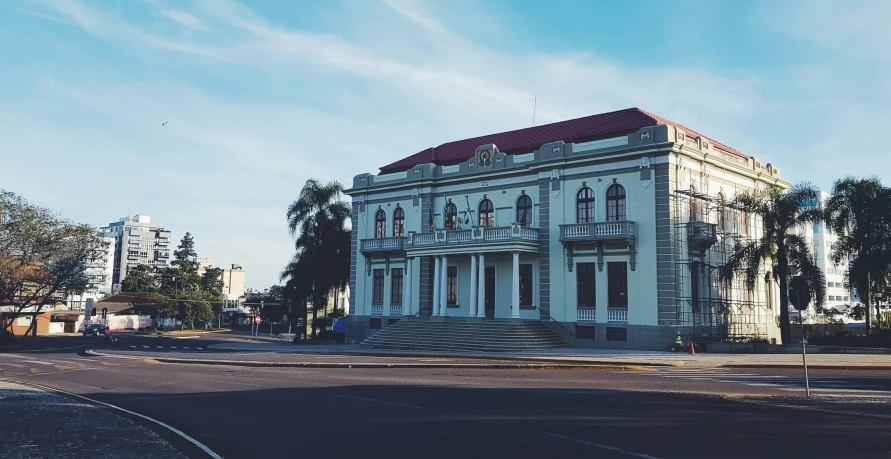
[2, 0, 890, 289]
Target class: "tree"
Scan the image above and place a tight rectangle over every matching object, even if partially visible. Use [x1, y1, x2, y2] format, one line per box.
[281, 179, 351, 338]
[720, 183, 827, 344]
[171, 232, 198, 273]
[0, 190, 108, 339]
[120, 264, 158, 293]
[824, 177, 891, 333]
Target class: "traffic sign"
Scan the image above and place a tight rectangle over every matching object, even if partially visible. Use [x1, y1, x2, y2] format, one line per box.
[789, 276, 811, 311]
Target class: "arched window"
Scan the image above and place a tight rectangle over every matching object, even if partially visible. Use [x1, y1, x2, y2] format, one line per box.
[393, 207, 405, 237]
[606, 183, 626, 221]
[717, 193, 726, 231]
[374, 209, 386, 238]
[689, 185, 699, 221]
[443, 202, 458, 229]
[576, 187, 595, 224]
[516, 194, 533, 227]
[478, 199, 494, 227]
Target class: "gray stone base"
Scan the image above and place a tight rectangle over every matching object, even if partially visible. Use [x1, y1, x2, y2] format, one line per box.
[545, 322, 692, 351]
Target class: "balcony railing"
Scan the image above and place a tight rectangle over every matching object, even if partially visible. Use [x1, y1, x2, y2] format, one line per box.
[389, 304, 402, 316]
[607, 308, 628, 323]
[360, 237, 406, 254]
[577, 307, 596, 322]
[401, 224, 540, 250]
[371, 304, 384, 315]
[559, 221, 635, 242]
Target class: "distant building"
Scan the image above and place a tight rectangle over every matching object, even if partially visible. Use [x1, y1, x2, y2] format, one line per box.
[196, 259, 246, 299]
[798, 191, 858, 319]
[101, 215, 172, 286]
[65, 234, 116, 310]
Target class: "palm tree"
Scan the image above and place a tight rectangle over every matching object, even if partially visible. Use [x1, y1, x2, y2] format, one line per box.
[824, 177, 891, 333]
[720, 183, 827, 344]
[282, 179, 351, 338]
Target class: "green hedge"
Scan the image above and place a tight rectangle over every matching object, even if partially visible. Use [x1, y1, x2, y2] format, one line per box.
[808, 332, 891, 349]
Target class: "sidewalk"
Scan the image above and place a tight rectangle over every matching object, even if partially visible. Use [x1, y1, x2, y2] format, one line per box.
[0, 380, 188, 459]
[207, 342, 891, 369]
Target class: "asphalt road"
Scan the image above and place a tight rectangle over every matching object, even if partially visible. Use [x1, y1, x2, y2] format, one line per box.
[2, 334, 891, 459]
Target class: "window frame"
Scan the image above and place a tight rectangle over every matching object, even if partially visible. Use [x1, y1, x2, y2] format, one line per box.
[478, 199, 494, 227]
[519, 263, 533, 307]
[576, 187, 596, 224]
[516, 194, 533, 227]
[392, 207, 405, 237]
[447, 265, 458, 305]
[576, 263, 596, 308]
[390, 268, 403, 305]
[607, 262, 628, 308]
[606, 183, 627, 222]
[372, 269, 385, 305]
[443, 203, 458, 230]
[374, 209, 387, 239]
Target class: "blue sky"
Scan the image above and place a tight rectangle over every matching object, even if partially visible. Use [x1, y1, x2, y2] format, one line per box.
[2, 0, 889, 289]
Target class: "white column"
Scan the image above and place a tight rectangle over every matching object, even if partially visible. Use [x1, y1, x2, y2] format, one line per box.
[477, 253, 486, 317]
[469, 254, 478, 318]
[511, 251, 520, 319]
[432, 256, 441, 316]
[403, 258, 412, 316]
[440, 255, 449, 316]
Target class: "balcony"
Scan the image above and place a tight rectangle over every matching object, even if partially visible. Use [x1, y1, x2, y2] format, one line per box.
[360, 236, 406, 254]
[559, 221, 635, 243]
[389, 304, 402, 316]
[577, 307, 596, 322]
[371, 304, 384, 315]
[402, 224, 540, 255]
[687, 221, 718, 254]
[607, 308, 628, 323]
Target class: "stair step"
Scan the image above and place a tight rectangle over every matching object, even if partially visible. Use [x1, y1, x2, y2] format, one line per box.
[360, 317, 569, 352]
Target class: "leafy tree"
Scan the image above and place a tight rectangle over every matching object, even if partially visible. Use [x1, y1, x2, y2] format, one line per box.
[720, 183, 827, 344]
[0, 190, 107, 339]
[282, 179, 351, 338]
[824, 177, 891, 333]
[200, 267, 224, 296]
[121, 264, 158, 293]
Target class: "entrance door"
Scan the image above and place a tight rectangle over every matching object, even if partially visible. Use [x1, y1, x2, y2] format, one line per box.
[484, 266, 495, 318]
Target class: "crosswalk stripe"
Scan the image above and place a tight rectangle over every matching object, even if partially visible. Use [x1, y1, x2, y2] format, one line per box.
[143, 345, 150, 349]
[0, 362, 27, 368]
[171, 346, 177, 349]
[156, 346, 163, 349]
[20, 360, 55, 366]
[129, 345, 136, 348]
[197, 347, 203, 350]
[183, 347, 190, 349]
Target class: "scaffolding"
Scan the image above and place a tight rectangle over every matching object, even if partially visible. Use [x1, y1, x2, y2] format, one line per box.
[672, 189, 770, 342]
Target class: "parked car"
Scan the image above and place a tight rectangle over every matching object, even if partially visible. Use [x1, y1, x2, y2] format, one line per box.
[83, 324, 108, 336]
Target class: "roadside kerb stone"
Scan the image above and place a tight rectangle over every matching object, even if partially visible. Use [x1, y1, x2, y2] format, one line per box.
[85, 349, 641, 371]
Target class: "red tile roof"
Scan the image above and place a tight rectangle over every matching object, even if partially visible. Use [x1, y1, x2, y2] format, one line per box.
[379, 107, 747, 174]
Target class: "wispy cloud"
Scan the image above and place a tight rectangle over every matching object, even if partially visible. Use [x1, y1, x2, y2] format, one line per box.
[160, 9, 208, 31]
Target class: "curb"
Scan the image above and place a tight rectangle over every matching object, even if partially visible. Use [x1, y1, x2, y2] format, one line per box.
[85, 349, 642, 371]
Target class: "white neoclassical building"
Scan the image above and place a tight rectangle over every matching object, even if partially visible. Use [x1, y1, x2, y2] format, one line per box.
[346, 108, 789, 349]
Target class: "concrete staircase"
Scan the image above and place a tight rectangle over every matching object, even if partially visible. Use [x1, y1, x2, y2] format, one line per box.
[360, 317, 569, 352]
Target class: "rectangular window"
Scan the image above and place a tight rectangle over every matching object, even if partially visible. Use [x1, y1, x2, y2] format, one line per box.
[391, 268, 403, 304]
[844, 296, 849, 302]
[576, 325, 596, 340]
[576, 263, 596, 308]
[519, 264, 534, 307]
[827, 281, 832, 288]
[606, 327, 627, 342]
[447, 265, 458, 305]
[607, 262, 628, 308]
[372, 269, 384, 304]
[828, 296, 835, 301]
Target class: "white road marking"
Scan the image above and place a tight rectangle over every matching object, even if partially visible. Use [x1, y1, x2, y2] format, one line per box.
[183, 347, 190, 349]
[156, 346, 164, 349]
[129, 346, 136, 348]
[333, 394, 422, 410]
[170, 346, 177, 349]
[59, 358, 96, 363]
[143, 346, 150, 349]
[20, 360, 55, 366]
[197, 347, 204, 350]
[0, 362, 27, 368]
[15, 381, 223, 459]
[543, 432, 663, 458]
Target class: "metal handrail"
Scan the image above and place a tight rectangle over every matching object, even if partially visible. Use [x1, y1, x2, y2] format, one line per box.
[536, 306, 573, 337]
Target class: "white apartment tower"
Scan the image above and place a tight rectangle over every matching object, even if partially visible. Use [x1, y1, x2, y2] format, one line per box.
[101, 215, 172, 286]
